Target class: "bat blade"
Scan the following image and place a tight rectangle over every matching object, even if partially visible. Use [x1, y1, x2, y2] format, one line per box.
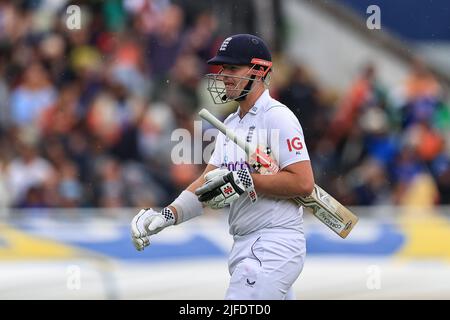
[292, 185, 358, 238]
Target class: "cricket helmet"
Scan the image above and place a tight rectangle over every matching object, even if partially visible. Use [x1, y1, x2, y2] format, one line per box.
[206, 34, 273, 104]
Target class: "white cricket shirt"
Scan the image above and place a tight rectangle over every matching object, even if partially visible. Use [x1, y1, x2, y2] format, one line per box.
[209, 90, 310, 236]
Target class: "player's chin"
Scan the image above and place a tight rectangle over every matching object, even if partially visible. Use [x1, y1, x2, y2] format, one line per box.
[225, 89, 239, 100]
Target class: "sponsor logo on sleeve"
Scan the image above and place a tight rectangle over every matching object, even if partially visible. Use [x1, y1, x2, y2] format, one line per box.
[286, 137, 303, 154]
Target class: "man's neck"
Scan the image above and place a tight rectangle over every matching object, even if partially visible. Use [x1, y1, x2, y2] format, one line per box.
[238, 86, 265, 118]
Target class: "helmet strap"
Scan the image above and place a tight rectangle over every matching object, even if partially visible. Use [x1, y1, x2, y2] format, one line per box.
[236, 74, 256, 101]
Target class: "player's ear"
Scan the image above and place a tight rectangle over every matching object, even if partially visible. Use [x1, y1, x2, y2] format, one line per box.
[256, 66, 265, 80]
[259, 66, 264, 73]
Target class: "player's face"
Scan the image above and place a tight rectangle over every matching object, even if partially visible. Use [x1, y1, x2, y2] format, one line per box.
[218, 65, 252, 99]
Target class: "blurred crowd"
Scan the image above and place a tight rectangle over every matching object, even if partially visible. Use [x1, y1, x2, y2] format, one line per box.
[281, 59, 450, 208]
[0, 0, 449, 210]
[0, 0, 220, 209]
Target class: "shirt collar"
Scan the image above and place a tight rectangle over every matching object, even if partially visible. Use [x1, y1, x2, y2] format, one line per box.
[235, 89, 270, 117]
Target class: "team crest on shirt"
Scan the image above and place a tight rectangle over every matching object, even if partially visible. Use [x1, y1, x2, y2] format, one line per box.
[246, 126, 256, 143]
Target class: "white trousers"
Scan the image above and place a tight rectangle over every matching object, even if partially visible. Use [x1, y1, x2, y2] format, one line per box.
[225, 228, 306, 300]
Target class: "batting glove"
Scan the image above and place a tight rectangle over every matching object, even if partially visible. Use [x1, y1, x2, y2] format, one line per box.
[195, 168, 257, 209]
[130, 207, 175, 251]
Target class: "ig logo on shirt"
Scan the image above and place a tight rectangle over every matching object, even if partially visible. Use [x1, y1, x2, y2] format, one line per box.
[286, 137, 303, 154]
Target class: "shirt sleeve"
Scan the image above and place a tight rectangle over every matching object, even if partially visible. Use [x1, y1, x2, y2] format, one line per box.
[266, 106, 310, 170]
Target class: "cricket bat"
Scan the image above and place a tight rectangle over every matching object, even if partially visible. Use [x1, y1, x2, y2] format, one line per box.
[199, 108, 358, 238]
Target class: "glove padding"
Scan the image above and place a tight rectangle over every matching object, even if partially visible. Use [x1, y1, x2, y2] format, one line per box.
[195, 168, 257, 209]
[131, 207, 175, 251]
